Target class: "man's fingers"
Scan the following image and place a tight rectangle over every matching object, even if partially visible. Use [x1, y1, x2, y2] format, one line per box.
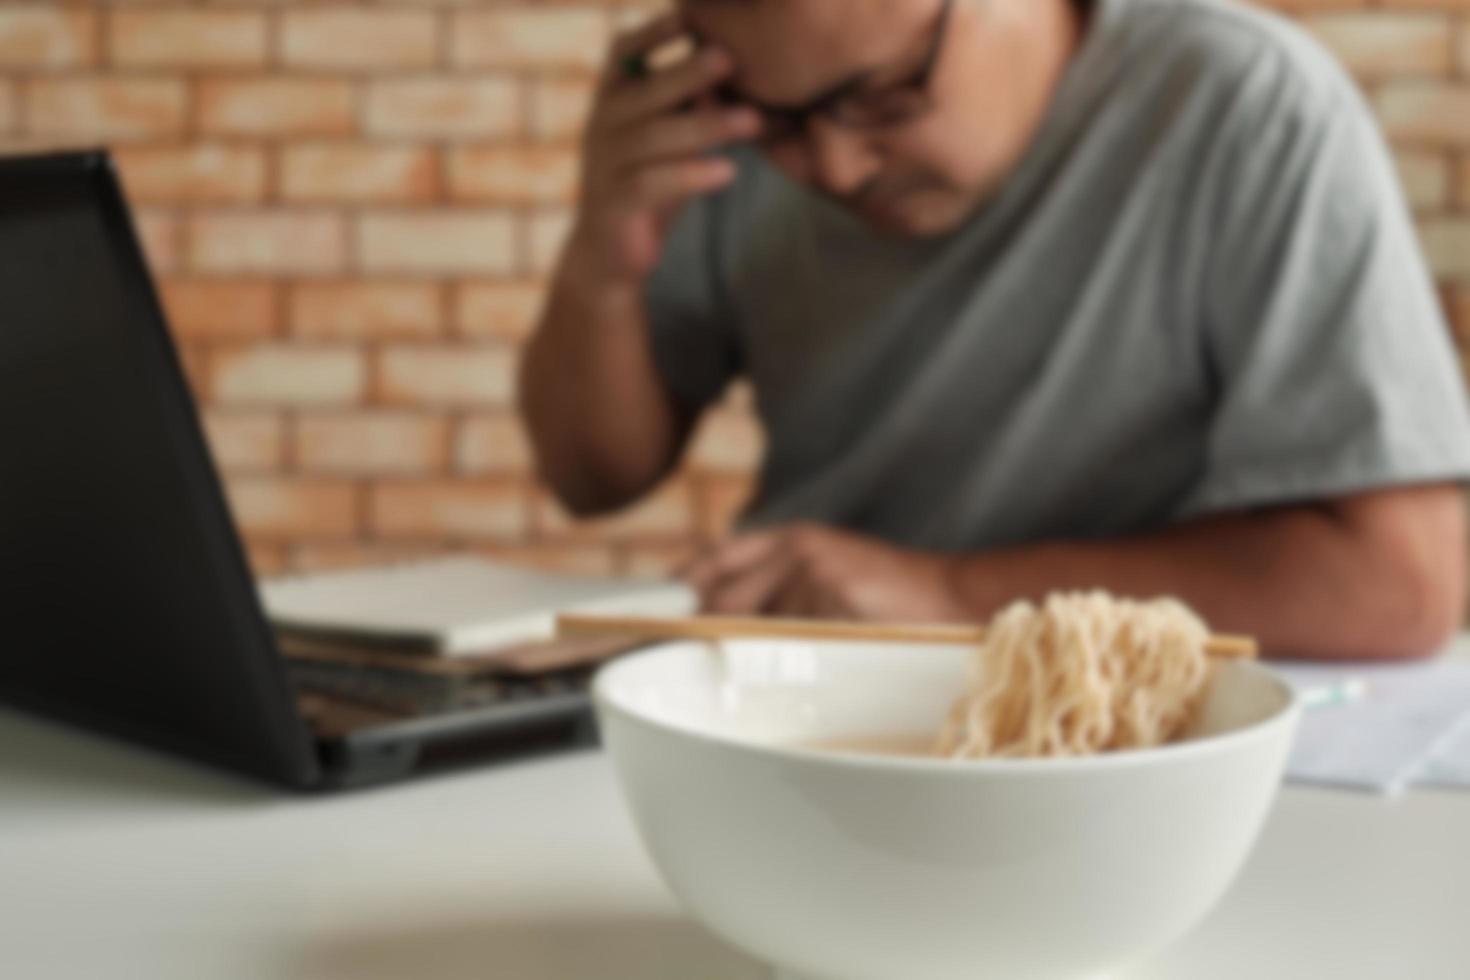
[607, 11, 685, 70]
[618, 157, 738, 210]
[606, 107, 760, 170]
[601, 45, 732, 130]
[672, 545, 712, 581]
[683, 529, 787, 593]
[700, 549, 800, 617]
[765, 572, 820, 618]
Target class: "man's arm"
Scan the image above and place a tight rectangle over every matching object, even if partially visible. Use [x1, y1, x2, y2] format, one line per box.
[947, 485, 1466, 660]
[520, 15, 757, 516]
[685, 485, 1467, 660]
[520, 264, 691, 516]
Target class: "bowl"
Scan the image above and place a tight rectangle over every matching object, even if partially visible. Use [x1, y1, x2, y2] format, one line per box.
[593, 639, 1298, 980]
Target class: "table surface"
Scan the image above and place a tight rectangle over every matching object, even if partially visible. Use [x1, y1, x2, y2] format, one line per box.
[4, 648, 1470, 980]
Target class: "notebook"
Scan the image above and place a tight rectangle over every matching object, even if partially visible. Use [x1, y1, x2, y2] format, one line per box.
[1414, 712, 1470, 789]
[1274, 658, 1470, 795]
[259, 557, 697, 657]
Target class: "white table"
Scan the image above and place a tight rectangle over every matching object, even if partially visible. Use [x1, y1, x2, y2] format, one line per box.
[3, 670, 1469, 980]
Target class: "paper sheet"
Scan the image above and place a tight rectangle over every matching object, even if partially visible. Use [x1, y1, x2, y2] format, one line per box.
[1272, 659, 1470, 795]
[1414, 711, 1470, 789]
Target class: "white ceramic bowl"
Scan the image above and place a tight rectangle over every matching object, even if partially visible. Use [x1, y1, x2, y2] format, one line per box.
[594, 639, 1298, 980]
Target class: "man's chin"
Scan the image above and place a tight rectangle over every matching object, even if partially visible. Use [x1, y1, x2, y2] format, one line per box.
[851, 192, 971, 239]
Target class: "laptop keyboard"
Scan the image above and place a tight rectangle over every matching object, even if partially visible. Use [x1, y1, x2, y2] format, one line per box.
[286, 659, 593, 719]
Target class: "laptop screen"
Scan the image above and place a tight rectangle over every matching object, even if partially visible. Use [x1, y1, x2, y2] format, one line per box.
[0, 153, 318, 787]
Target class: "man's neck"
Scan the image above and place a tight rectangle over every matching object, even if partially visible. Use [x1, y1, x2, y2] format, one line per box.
[964, 0, 1087, 216]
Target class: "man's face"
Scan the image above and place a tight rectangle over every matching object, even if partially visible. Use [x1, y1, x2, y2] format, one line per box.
[684, 0, 1068, 237]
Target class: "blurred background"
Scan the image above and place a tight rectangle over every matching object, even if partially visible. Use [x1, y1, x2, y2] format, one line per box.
[0, 0, 1463, 582]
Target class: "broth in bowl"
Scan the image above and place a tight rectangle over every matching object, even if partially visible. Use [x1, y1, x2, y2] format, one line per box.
[799, 733, 937, 758]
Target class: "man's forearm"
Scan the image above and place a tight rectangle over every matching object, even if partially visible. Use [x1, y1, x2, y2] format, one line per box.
[520, 253, 685, 516]
[945, 495, 1465, 660]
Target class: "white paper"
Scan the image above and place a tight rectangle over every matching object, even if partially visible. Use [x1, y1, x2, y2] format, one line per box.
[259, 556, 696, 656]
[1272, 659, 1470, 796]
[1414, 712, 1470, 789]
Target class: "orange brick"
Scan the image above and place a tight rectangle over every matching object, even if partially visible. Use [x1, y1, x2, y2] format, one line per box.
[198, 78, 355, 137]
[697, 474, 757, 540]
[527, 210, 574, 274]
[114, 145, 268, 204]
[25, 79, 186, 141]
[1375, 83, 1470, 146]
[455, 281, 546, 340]
[1461, 21, 1470, 74]
[370, 480, 530, 541]
[0, 8, 96, 69]
[448, 145, 579, 204]
[530, 76, 596, 141]
[536, 480, 696, 541]
[211, 345, 366, 406]
[246, 543, 290, 578]
[0, 134, 83, 157]
[1419, 219, 1470, 280]
[134, 209, 182, 274]
[1267, 0, 1372, 10]
[689, 410, 766, 471]
[276, 142, 432, 204]
[1392, 148, 1450, 210]
[364, 77, 520, 140]
[189, 211, 347, 276]
[226, 477, 359, 539]
[296, 412, 451, 475]
[611, 7, 665, 33]
[177, 342, 210, 402]
[290, 282, 442, 341]
[1302, 13, 1452, 78]
[358, 211, 517, 275]
[110, 10, 268, 69]
[202, 411, 286, 472]
[377, 345, 516, 406]
[455, 413, 533, 473]
[1379, 0, 1470, 10]
[159, 280, 278, 341]
[280, 143, 439, 204]
[451, 9, 610, 71]
[1459, 158, 1470, 207]
[479, 544, 617, 576]
[282, 10, 437, 70]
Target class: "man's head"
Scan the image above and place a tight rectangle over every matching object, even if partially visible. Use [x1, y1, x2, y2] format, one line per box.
[682, 0, 1084, 236]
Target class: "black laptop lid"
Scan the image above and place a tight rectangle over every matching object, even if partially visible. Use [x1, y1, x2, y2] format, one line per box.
[0, 151, 319, 788]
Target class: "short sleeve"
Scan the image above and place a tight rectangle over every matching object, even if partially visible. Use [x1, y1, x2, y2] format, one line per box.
[642, 191, 741, 412]
[1183, 49, 1470, 517]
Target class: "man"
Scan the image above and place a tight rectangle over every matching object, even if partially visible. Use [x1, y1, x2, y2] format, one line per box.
[521, 0, 1470, 660]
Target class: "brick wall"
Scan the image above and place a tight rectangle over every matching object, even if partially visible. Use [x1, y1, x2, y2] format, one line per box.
[0, 1, 1465, 581]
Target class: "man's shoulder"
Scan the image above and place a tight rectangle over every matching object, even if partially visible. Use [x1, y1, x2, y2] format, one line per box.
[1111, 0, 1358, 118]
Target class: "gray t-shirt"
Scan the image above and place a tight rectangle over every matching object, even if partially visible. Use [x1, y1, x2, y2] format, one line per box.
[645, 0, 1470, 552]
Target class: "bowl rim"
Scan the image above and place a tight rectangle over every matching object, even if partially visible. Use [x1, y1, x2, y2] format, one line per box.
[593, 641, 1302, 775]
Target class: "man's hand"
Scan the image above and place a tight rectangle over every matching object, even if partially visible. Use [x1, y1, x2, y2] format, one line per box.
[522, 13, 759, 518]
[683, 524, 972, 623]
[568, 12, 760, 288]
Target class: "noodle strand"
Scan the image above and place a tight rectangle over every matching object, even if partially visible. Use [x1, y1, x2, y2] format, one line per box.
[935, 592, 1212, 759]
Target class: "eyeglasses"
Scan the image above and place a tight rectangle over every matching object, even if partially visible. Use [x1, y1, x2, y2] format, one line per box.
[712, 0, 955, 143]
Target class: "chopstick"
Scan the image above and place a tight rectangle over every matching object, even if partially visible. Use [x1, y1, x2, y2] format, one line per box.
[556, 613, 1259, 660]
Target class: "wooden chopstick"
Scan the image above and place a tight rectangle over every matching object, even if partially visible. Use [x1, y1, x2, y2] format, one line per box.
[557, 613, 1259, 660]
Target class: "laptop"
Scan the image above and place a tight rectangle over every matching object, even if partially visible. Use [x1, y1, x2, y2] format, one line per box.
[0, 149, 600, 790]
